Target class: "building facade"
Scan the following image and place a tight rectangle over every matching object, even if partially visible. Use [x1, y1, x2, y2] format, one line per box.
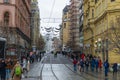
[52, 37, 61, 52]
[69, 0, 80, 51]
[0, 0, 31, 59]
[62, 5, 71, 51]
[79, 0, 84, 53]
[83, 0, 120, 63]
[31, 0, 40, 52]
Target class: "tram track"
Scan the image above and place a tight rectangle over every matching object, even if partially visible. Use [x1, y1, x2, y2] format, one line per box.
[40, 54, 97, 80]
[50, 56, 59, 80]
[40, 53, 49, 80]
[40, 54, 60, 80]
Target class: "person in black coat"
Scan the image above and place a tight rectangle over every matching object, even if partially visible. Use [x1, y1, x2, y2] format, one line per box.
[0, 59, 2, 80]
[112, 63, 118, 76]
[0, 59, 7, 80]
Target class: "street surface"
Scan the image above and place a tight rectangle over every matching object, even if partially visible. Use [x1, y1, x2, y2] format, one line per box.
[22, 53, 120, 80]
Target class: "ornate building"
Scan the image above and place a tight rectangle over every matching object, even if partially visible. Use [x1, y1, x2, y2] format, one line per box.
[83, 0, 120, 63]
[62, 5, 71, 51]
[0, 0, 31, 59]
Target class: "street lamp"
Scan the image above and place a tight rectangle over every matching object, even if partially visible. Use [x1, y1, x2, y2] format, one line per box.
[105, 38, 109, 61]
[95, 38, 102, 54]
[101, 39, 105, 62]
[95, 38, 108, 62]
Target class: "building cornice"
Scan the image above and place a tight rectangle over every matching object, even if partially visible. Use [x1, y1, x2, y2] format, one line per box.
[0, 3, 15, 6]
[94, 8, 120, 23]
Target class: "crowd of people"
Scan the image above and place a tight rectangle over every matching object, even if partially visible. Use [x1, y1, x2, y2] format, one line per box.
[0, 51, 44, 80]
[0, 58, 29, 80]
[0, 58, 13, 80]
[72, 53, 118, 77]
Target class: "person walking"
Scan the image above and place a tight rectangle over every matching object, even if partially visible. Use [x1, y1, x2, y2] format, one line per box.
[0, 59, 2, 79]
[112, 63, 118, 76]
[85, 58, 89, 72]
[27, 59, 30, 72]
[98, 58, 102, 72]
[0, 59, 7, 80]
[79, 59, 84, 72]
[95, 58, 99, 72]
[22, 58, 27, 73]
[73, 58, 77, 71]
[6, 58, 13, 80]
[91, 58, 95, 72]
[104, 60, 109, 77]
[11, 61, 23, 80]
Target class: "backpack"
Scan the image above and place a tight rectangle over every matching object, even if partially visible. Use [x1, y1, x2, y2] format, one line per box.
[15, 66, 22, 76]
[80, 60, 84, 66]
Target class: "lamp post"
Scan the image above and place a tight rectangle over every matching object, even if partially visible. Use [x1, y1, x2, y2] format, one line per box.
[97, 38, 101, 53]
[105, 38, 108, 61]
[102, 39, 105, 62]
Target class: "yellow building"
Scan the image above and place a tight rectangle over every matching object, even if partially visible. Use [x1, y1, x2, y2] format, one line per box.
[62, 5, 71, 49]
[83, 0, 120, 63]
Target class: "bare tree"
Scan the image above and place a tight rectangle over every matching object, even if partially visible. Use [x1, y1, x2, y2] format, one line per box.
[37, 36, 45, 50]
[108, 17, 120, 54]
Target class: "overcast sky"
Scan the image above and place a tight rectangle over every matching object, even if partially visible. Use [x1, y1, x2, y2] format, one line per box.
[38, 0, 69, 36]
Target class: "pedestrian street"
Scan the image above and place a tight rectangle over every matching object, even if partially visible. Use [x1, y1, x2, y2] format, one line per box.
[22, 53, 120, 80]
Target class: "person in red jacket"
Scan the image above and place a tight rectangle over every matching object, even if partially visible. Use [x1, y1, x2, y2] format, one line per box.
[81, 53, 85, 60]
[73, 58, 77, 71]
[98, 58, 102, 72]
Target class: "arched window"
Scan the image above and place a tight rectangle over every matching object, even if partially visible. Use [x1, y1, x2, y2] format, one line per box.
[4, 12, 9, 25]
[4, 0, 9, 3]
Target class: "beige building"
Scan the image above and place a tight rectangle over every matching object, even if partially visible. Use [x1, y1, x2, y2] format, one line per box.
[52, 37, 61, 52]
[62, 5, 71, 50]
[31, 0, 40, 51]
[83, 0, 120, 63]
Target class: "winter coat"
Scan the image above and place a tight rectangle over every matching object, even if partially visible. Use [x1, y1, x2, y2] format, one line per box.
[98, 60, 102, 68]
[112, 63, 118, 72]
[95, 60, 99, 68]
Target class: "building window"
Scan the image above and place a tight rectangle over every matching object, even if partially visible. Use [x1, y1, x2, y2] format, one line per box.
[4, 0, 9, 3]
[111, 0, 115, 2]
[4, 12, 9, 25]
[92, 9, 94, 18]
[95, 0, 98, 4]
[64, 23, 66, 28]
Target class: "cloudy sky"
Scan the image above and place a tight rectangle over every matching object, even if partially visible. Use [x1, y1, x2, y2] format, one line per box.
[38, 0, 70, 36]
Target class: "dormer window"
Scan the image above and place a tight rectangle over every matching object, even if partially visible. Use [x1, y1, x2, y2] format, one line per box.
[4, 0, 9, 4]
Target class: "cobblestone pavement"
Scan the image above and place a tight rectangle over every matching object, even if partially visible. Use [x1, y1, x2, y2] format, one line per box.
[22, 53, 120, 80]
